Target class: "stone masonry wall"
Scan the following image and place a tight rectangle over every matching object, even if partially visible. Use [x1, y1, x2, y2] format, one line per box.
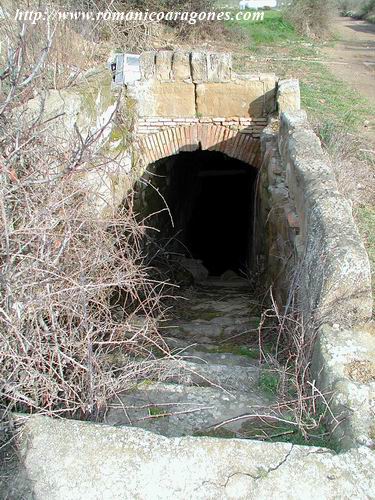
[128, 51, 277, 119]
[278, 111, 372, 326]
[136, 123, 263, 170]
[257, 101, 374, 449]
[128, 51, 277, 170]
[136, 116, 267, 137]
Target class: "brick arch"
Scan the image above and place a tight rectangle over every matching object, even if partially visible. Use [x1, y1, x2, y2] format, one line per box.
[137, 124, 262, 168]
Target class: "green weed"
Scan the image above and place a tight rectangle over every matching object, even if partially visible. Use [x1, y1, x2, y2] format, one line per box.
[239, 412, 340, 451]
[148, 406, 167, 417]
[227, 10, 298, 48]
[259, 371, 279, 395]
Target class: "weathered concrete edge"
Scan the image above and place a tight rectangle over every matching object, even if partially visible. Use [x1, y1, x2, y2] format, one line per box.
[273, 108, 373, 449]
[278, 109, 372, 325]
[311, 324, 375, 450]
[276, 79, 301, 115]
[7, 415, 375, 499]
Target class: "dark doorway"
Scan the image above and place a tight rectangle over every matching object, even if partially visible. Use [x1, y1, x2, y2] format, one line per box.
[139, 150, 258, 276]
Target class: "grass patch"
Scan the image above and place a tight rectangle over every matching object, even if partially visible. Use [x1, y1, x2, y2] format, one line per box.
[231, 345, 260, 358]
[227, 9, 319, 57]
[299, 63, 375, 127]
[172, 304, 225, 321]
[238, 410, 340, 451]
[272, 426, 338, 450]
[138, 379, 155, 386]
[218, 344, 260, 358]
[185, 309, 224, 321]
[148, 406, 167, 417]
[356, 205, 375, 292]
[248, 422, 339, 451]
[227, 10, 299, 48]
[205, 342, 275, 358]
[259, 371, 279, 395]
[195, 419, 339, 450]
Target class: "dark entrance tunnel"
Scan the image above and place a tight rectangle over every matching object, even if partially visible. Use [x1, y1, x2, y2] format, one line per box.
[138, 150, 258, 276]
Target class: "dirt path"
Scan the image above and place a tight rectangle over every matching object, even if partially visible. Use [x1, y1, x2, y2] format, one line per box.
[324, 16, 375, 102]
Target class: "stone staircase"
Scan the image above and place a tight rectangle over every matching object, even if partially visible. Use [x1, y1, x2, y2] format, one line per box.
[7, 280, 375, 499]
[106, 278, 276, 439]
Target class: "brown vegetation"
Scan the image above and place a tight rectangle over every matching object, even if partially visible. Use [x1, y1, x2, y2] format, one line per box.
[284, 0, 337, 39]
[0, 5, 171, 420]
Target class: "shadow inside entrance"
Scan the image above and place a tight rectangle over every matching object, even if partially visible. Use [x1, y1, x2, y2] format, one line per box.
[139, 150, 258, 276]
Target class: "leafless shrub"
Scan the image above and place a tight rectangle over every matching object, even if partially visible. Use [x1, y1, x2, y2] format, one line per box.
[254, 277, 340, 444]
[76, 0, 164, 52]
[0, 8, 170, 421]
[60, 0, 228, 51]
[360, 0, 375, 22]
[284, 0, 337, 39]
[338, 0, 367, 17]
[314, 118, 375, 209]
[0, 0, 162, 90]
[200, 265, 341, 445]
[113, 0, 226, 42]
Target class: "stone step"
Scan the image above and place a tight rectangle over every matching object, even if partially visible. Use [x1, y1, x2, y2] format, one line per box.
[195, 286, 251, 295]
[105, 382, 273, 438]
[106, 344, 261, 393]
[186, 292, 251, 303]
[163, 315, 260, 343]
[166, 284, 261, 344]
[183, 284, 252, 298]
[173, 288, 253, 301]
[156, 358, 260, 393]
[187, 298, 254, 317]
[166, 337, 260, 367]
[200, 277, 251, 289]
